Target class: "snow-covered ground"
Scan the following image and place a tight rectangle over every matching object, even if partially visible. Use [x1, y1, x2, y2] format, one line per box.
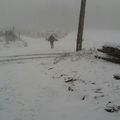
[0, 30, 120, 120]
[0, 30, 120, 56]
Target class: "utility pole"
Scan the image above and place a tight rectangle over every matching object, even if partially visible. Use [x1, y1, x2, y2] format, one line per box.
[76, 0, 86, 51]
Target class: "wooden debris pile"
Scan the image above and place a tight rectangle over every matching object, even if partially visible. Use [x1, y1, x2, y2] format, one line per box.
[95, 46, 120, 64]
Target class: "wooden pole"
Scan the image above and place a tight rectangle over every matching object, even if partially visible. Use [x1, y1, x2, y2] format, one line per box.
[76, 0, 86, 51]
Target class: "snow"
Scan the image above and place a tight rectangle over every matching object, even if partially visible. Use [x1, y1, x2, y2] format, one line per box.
[0, 30, 120, 57]
[0, 30, 120, 120]
[83, 30, 120, 49]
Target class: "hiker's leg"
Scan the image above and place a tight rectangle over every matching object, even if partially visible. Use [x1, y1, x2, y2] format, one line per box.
[50, 42, 52, 48]
[51, 42, 54, 48]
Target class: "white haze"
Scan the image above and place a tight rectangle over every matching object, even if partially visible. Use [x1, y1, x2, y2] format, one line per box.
[0, 0, 120, 32]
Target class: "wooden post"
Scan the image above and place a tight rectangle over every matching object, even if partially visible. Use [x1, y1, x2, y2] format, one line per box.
[76, 0, 86, 51]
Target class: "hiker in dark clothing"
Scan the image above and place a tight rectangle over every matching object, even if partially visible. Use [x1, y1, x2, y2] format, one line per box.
[48, 34, 57, 48]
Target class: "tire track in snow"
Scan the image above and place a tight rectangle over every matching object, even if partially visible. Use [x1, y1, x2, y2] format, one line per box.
[0, 52, 72, 63]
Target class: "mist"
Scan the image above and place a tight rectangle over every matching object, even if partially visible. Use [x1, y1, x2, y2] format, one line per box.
[0, 0, 120, 32]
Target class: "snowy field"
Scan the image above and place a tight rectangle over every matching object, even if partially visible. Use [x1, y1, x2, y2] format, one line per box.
[0, 30, 120, 120]
[0, 30, 120, 56]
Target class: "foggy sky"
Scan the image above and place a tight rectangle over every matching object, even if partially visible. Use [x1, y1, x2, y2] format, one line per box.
[0, 0, 120, 32]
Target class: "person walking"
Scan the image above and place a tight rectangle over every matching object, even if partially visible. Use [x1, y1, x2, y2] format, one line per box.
[48, 34, 57, 48]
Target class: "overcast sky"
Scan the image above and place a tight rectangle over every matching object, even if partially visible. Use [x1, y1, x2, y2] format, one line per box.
[0, 0, 120, 32]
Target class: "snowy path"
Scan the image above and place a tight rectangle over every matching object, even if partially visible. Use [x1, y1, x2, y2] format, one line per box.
[0, 52, 72, 63]
[0, 58, 70, 120]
